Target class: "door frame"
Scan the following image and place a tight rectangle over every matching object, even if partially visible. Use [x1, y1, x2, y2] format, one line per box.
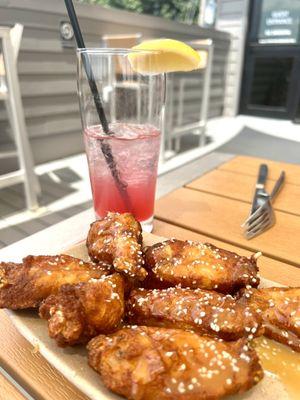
[239, 0, 300, 120]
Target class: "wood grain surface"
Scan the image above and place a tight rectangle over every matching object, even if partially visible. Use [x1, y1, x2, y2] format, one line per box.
[0, 372, 26, 400]
[187, 169, 300, 216]
[1, 155, 300, 399]
[2, 226, 299, 400]
[219, 156, 300, 186]
[155, 187, 300, 265]
[153, 220, 300, 286]
[0, 311, 89, 400]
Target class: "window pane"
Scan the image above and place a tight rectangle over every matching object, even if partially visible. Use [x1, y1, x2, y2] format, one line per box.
[249, 57, 293, 108]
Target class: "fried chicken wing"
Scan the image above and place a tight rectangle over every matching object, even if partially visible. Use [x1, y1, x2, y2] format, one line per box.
[39, 273, 125, 347]
[0, 255, 110, 309]
[87, 326, 263, 400]
[143, 240, 259, 293]
[127, 287, 262, 341]
[86, 212, 147, 282]
[243, 287, 300, 352]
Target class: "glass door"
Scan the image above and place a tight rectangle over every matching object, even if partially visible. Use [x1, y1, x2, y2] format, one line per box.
[240, 0, 300, 120]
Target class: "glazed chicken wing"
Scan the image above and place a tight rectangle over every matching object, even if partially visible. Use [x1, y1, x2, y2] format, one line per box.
[144, 240, 259, 293]
[86, 212, 147, 282]
[243, 287, 300, 352]
[127, 287, 262, 341]
[0, 255, 110, 309]
[88, 326, 263, 400]
[39, 273, 125, 347]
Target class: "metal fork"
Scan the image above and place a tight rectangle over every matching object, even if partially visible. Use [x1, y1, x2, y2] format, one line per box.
[242, 171, 285, 239]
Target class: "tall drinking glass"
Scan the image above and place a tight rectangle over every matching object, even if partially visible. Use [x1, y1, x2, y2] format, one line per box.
[77, 49, 165, 232]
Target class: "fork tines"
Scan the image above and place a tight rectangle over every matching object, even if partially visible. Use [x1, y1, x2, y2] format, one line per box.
[242, 199, 275, 240]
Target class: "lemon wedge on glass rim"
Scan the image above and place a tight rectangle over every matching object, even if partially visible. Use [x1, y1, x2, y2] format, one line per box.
[128, 39, 201, 74]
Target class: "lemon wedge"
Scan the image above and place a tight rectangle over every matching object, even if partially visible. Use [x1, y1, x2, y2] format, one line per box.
[128, 39, 201, 74]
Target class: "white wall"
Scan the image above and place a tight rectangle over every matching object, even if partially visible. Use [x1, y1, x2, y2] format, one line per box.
[216, 0, 250, 116]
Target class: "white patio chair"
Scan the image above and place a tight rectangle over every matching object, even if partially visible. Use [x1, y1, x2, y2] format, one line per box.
[171, 39, 214, 152]
[101, 34, 143, 124]
[0, 23, 40, 210]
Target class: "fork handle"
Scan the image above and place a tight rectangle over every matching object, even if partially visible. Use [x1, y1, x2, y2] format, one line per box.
[270, 171, 285, 201]
[256, 164, 268, 187]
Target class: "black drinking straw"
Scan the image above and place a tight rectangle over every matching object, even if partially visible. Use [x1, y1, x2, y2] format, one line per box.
[64, 0, 131, 210]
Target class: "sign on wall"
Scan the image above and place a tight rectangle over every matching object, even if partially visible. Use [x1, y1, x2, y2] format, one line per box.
[258, 0, 300, 44]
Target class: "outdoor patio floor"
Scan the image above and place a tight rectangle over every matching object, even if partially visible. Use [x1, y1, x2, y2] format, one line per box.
[0, 151, 233, 249]
[0, 115, 299, 249]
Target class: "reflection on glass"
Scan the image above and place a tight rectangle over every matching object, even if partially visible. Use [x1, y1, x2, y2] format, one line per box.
[249, 57, 292, 108]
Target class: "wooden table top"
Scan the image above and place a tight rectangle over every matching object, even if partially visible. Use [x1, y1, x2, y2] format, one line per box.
[0, 155, 299, 399]
[0, 370, 26, 400]
[156, 155, 300, 266]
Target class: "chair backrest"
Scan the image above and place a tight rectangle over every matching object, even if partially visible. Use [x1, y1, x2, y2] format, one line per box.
[0, 24, 23, 79]
[9, 23, 24, 60]
[102, 33, 142, 76]
[198, 51, 208, 69]
[187, 39, 213, 70]
[0, 54, 5, 77]
[102, 33, 142, 49]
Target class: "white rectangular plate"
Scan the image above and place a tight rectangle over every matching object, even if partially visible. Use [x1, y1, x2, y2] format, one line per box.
[7, 234, 290, 400]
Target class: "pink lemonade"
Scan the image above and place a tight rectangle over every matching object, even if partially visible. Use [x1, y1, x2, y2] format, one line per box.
[84, 123, 161, 225]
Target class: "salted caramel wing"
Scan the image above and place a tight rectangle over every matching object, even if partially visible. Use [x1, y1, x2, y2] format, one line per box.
[87, 326, 263, 400]
[127, 287, 262, 340]
[39, 273, 125, 347]
[86, 212, 147, 282]
[244, 287, 300, 352]
[0, 255, 110, 309]
[144, 240, 259, 293]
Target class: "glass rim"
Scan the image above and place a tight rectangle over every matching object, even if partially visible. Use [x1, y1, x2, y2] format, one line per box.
[77, 47, 160, 55]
